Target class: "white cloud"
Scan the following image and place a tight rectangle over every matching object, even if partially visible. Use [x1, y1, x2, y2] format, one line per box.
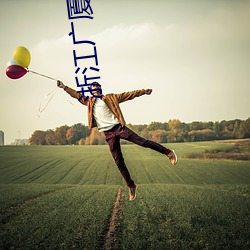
[90, 22, 154, 45]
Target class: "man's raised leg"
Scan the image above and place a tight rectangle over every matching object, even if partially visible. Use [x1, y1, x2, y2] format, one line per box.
[119, 126, 178, 165]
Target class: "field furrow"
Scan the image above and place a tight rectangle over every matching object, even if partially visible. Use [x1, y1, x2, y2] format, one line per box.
[119, 184, 250, 250]
[103, 186, 123, 250]
[0, 142, 249, 249]
[0, 185, 75, 224]
[0, 185, 119, 249]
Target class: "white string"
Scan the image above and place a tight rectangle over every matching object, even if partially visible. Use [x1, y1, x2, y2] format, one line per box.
[38, 88, 58, 118]
[27, 69, 77, 116]
[28, 69, 58, 81]
[67, 99, 75, 106]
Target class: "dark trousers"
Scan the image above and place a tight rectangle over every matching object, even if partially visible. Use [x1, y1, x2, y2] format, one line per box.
[104, 124, 171, 187]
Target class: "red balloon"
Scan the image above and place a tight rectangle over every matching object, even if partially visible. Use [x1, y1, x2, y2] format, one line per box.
[6, 65, 27, 79]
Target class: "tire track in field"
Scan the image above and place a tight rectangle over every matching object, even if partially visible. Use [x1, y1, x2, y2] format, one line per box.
[0, 186, 75, 225]
[79, 159, 102, 185]
[180, 167, 207, 185]
[53, 159, 83, 184]
[27, 160, 65, 183]
[0, 162, 23, 171]
[11, 160, 63, 183]
[103, 186, 122, 250]
[37, 188, 100, 248]
[79, 158, 112, 185]
[166, 165, 186, 184]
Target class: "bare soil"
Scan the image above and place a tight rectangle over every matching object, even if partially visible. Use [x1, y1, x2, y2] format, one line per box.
[103, 186, 122, 250]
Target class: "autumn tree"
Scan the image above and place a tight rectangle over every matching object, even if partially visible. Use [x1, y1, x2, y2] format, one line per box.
[29, 118, 250, 145]
[55, 126, 68, 144]
[150, 129, 168, 143]
[66, 123, 90, 145]
[45, 129, 57, 145]
[86, 128, 106, 145]
[29, 130, 46, 145]
[167, 119, 184, 142]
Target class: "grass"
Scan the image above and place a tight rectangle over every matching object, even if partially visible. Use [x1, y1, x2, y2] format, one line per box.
[0, 145, 121, 185]
[120, 184, 250, 250]
[0, 184, 118, 249]
[186, 140, 250, 161]
[0, 141, 250, 249]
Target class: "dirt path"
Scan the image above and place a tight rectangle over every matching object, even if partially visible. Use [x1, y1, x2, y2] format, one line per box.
[103, 186, 123, 250]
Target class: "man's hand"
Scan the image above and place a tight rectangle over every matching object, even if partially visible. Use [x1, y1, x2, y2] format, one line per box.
[145, 89, 153, 95]
[57, 80, 65, 89]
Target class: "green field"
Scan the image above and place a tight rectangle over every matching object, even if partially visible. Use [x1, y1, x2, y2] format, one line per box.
[0, 141, 249, 249]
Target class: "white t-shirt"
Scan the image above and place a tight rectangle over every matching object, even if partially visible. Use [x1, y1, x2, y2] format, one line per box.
[93, 98, 119, 132]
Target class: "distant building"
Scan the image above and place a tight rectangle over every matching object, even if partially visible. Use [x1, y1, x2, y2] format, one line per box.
[0, 131, 4, 145]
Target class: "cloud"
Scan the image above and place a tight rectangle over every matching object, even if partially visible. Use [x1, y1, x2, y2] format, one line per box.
[30, 5, 250, 90]
[90, 22, 154, 45]
[30, 22, 177, 70]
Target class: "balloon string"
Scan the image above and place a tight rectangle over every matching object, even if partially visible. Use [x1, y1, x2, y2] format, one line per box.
[67, 99, 75, 106]
[38, 88, 58, 118]
[28, 69, 58, 81]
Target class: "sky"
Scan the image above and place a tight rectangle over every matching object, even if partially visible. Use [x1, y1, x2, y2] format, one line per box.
[0, 0, 249, 144]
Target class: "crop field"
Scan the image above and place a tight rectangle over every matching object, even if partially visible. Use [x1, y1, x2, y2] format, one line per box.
[0, 141, 249, 249]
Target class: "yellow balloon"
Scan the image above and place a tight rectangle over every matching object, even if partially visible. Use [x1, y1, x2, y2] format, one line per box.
[13, 46, 31, 68]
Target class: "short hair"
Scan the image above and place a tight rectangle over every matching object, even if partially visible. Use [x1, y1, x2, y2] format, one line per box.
[90, 82, 101, 89]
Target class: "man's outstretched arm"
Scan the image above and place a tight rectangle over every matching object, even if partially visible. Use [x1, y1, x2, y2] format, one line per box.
[116, 88, 153, 103]
[57, 81, 88, 105]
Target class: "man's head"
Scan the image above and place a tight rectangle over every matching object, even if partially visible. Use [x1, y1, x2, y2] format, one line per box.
[90, 82, 102, 96]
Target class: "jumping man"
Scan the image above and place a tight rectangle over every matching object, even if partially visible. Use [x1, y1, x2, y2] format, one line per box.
[57, 81, 177, 201]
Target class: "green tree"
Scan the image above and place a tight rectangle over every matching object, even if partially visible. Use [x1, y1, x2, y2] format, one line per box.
[147, 122, 167, 131]
[189, 121, 204, 131]
[167, 119, 184, 142]
[213, 121, 221, 139]
[239, 118, 250, 138]
[188, 129, 216, 141]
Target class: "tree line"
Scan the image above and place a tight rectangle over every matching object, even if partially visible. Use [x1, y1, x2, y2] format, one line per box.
[29, 118, 250, 145]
